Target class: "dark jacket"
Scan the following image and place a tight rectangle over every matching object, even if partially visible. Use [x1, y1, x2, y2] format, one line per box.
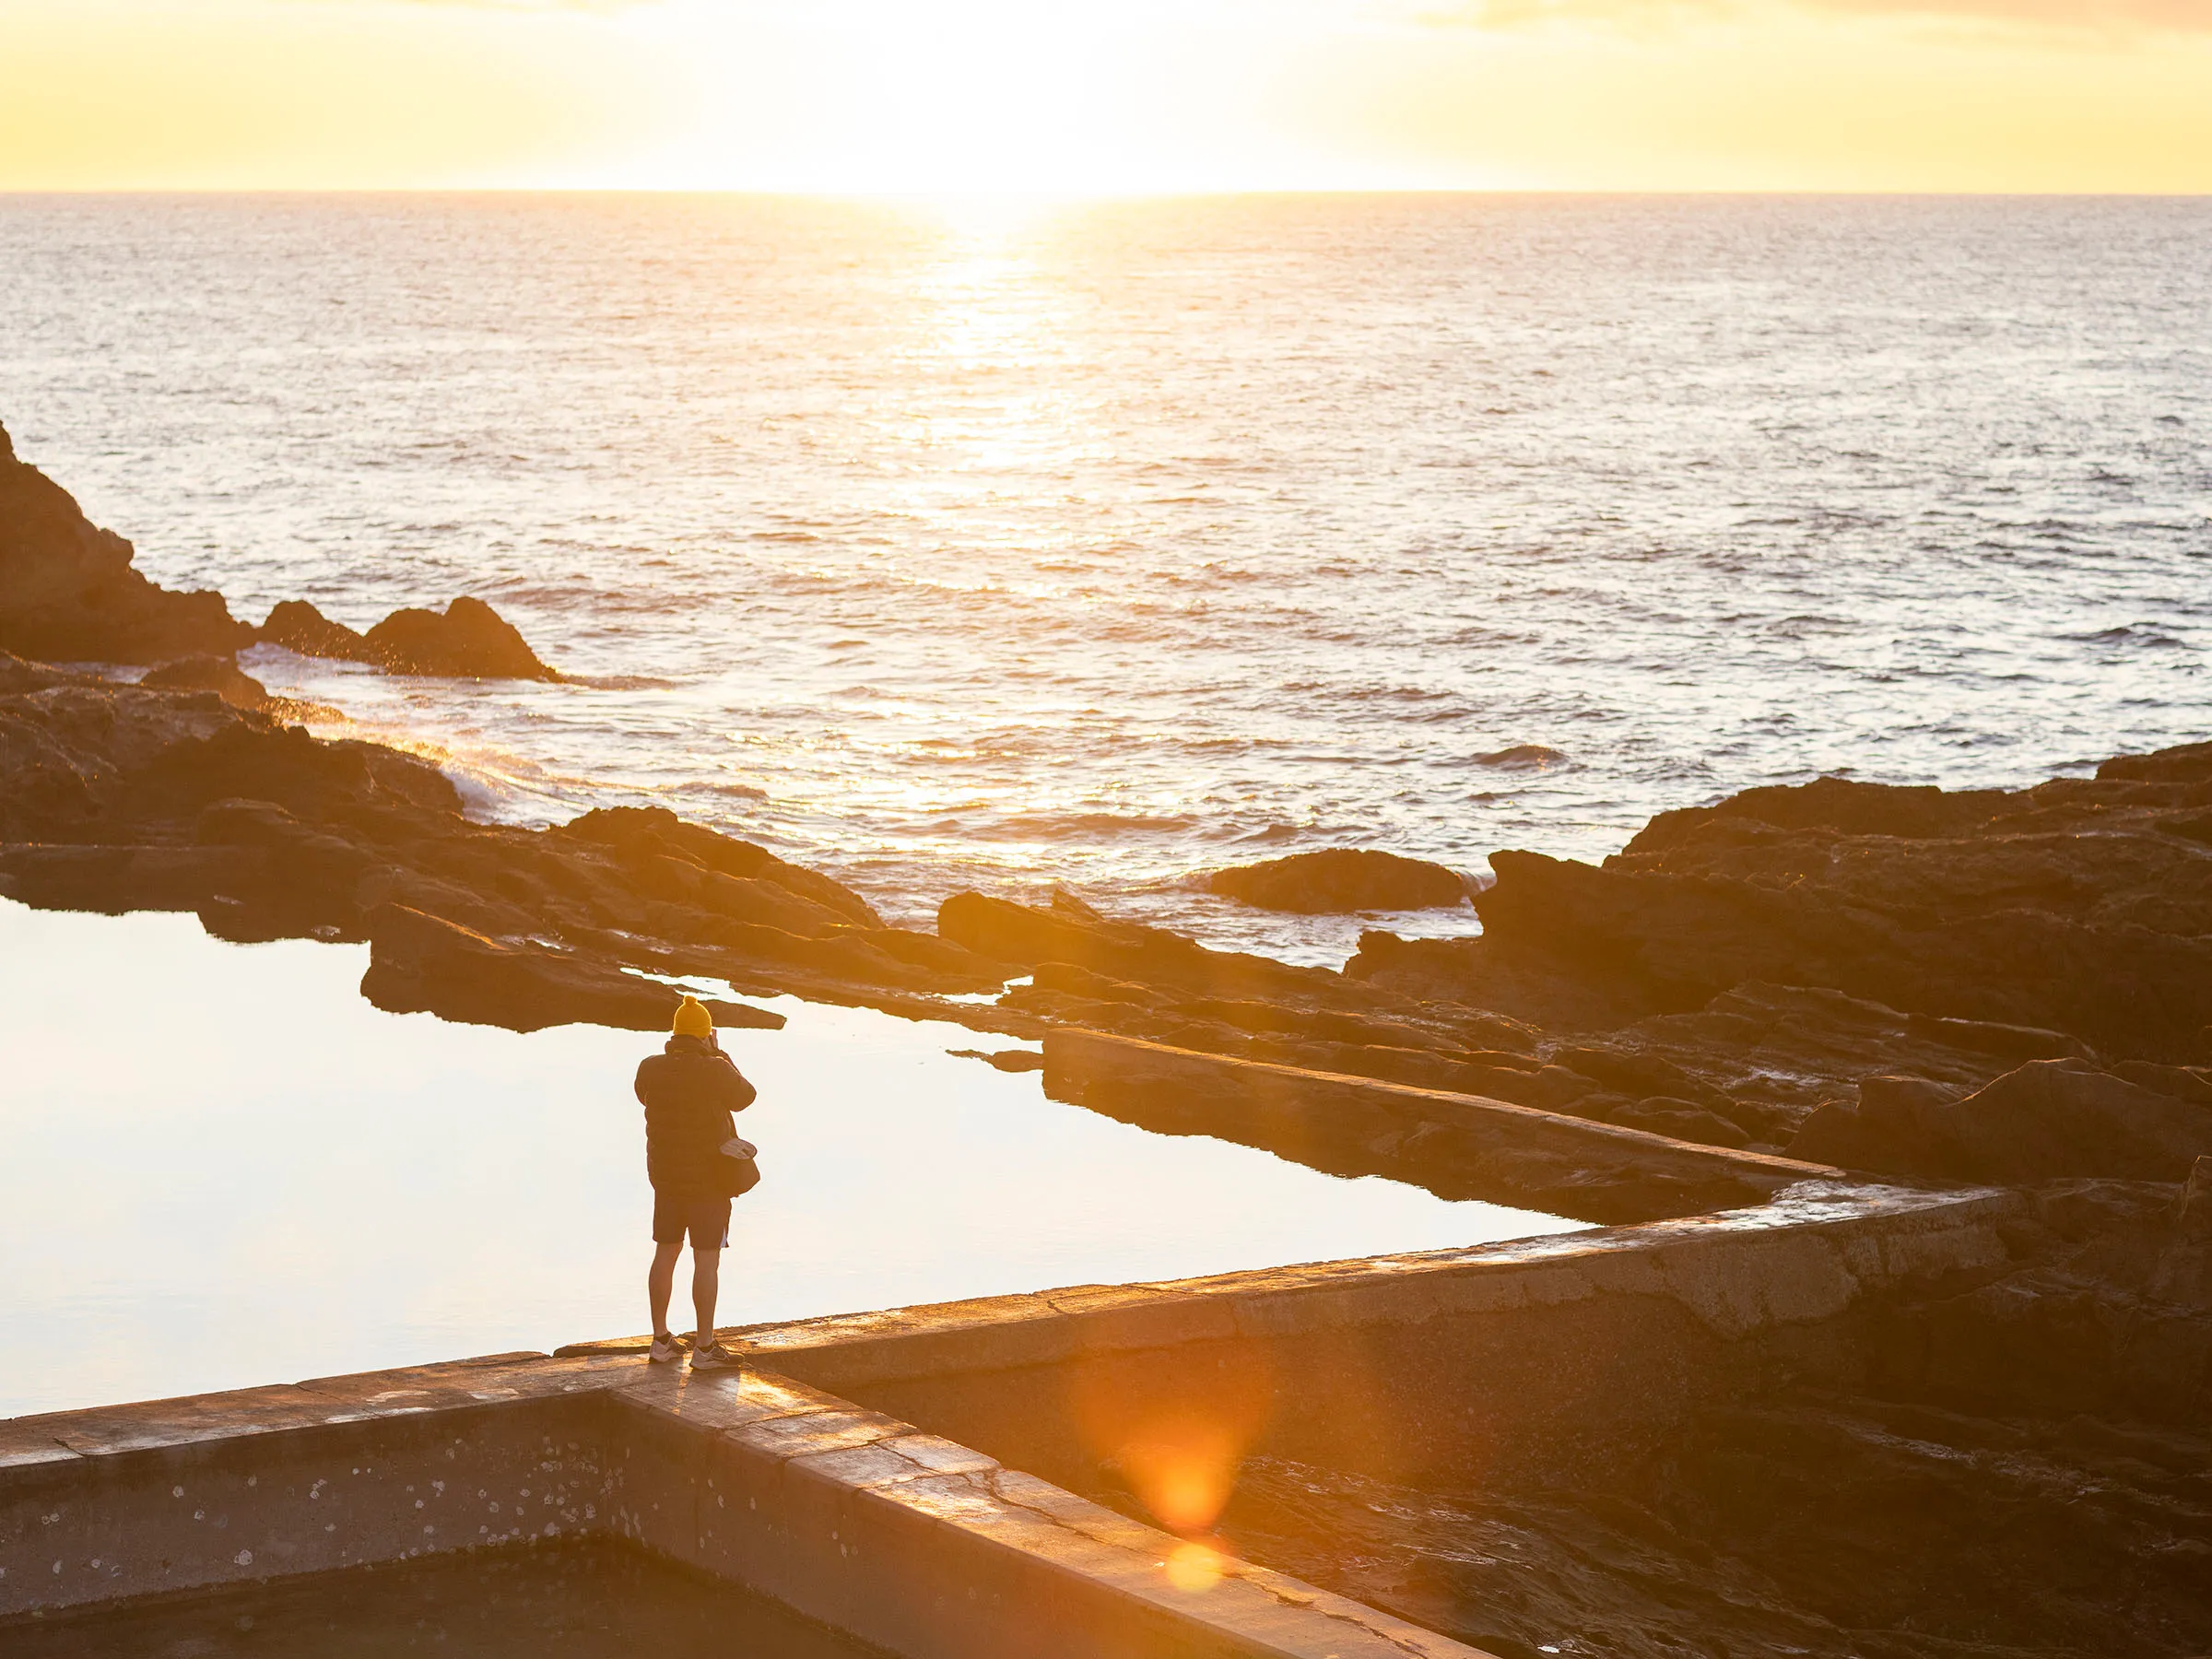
[636, 1036, 756, 1196]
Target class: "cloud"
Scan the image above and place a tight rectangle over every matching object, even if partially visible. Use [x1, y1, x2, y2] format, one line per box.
[1421, 0, 2212, 33]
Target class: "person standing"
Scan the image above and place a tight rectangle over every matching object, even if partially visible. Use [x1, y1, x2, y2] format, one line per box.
[637, 994, 755, 1369]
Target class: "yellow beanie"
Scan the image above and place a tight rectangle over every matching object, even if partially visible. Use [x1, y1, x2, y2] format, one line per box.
[672, 994, 713, 1040]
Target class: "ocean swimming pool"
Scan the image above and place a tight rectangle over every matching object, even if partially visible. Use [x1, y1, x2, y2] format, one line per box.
[0, 898, 1586, 1418]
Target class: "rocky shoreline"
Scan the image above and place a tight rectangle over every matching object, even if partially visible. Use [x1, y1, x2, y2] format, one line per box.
[6, 413, 2210, 1184]
[6, 417, 2210, 1653]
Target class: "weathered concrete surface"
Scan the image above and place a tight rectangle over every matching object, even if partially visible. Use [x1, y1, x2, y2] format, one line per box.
[813, 1189, 2013, 1497]
[1044, 1028, 1842, 1223]
[3, 1172, 2036, 1656]
[606, 1366, 1478, 1658]
[0, 1354, 1477, 1658]
[553, 1181, 2013, 1500]
[0, 1353, 623, 1617]
[4, 1175, 2013, 1653]
[3, 1533, 886, 1658]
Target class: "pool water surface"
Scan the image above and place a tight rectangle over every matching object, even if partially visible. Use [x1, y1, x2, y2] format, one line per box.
[0, 899, 1587, 1418]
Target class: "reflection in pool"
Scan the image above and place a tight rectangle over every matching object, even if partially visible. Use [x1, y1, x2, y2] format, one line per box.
[0, 899, 1588, 1418]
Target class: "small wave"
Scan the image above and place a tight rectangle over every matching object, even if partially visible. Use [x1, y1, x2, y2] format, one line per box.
[2064, 624, 2185, 649]
[485, 582, 603, 607]
[1476, 744, 1568, 771]
[564, 673, 683, 691]
[931, 811, 1200, 841]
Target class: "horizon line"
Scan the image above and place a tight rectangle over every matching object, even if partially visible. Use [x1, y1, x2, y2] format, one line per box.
[5, 185, 2211, 201]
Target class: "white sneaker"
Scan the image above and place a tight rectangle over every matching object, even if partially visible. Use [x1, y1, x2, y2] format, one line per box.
[647, 1332, 689, 1363]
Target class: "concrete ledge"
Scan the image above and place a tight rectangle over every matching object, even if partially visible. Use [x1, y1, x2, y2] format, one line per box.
[0, 1382, 624, 1618]
[560, 1181, 2009, 1382]
[1, 1356, 1483, 1658]
[608, 1366, 1481, 1658]
[547, 1180, 2016, 1494]
[1043, 1029, 1841, 1222]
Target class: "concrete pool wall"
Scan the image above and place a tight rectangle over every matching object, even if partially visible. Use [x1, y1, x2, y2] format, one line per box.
[3, 1178, 2015, 1657]
[1, 1354, 1477, 1658]
[632, 1179, 2017, 1492]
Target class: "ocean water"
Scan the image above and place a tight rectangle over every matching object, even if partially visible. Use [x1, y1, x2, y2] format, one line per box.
[3, 193, 2208, 962]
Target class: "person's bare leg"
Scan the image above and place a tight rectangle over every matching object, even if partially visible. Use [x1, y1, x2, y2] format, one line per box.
[691, 1247, 721, 1347]
[649, 1240, 683, 1338]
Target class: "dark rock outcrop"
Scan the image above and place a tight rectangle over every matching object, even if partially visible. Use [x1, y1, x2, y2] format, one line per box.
[947, 891, 2041, 1159]
[928, 745, 2212, 1189]
[1205, 848, 1468, 913]
[257, 599, 377, 663]
[359, 903, 782, 1034]
[262, 595, 560, 682]
[361, 596, 559, 681]
[0, 651, 1014, 1033]
[0, 422, 250, 663]
[1, 424, 559, 688]
[1790, 1057, 2212, 1184]
[1044, 1027, 1823, 1224]
[1349, 753, 2212, 1061]
[139, 654, 342, 724]
[555, 806, 882, 931]
[943, 890, 1357, 1007]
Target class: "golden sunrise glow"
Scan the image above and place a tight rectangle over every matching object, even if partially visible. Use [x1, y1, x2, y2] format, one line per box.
[1, 0, 2207, 193]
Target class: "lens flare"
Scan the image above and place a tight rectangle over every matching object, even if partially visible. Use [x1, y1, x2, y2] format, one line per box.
[1068, 1347, 1277, 1541]
[1165, 1541, 1225, 1594]
[1118, 1426, 1245, 1537]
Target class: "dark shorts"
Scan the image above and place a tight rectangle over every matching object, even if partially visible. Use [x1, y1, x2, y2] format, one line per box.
[652, 1190, 731, 1249]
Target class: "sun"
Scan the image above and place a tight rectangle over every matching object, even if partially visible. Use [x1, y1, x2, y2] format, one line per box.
[652, 0, 1238, 196]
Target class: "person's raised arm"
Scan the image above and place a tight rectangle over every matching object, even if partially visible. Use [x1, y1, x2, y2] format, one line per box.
[719, 1063, 758, 1113]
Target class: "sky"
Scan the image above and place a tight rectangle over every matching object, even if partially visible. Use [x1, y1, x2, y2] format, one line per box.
[1, 0, 2207, 194]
